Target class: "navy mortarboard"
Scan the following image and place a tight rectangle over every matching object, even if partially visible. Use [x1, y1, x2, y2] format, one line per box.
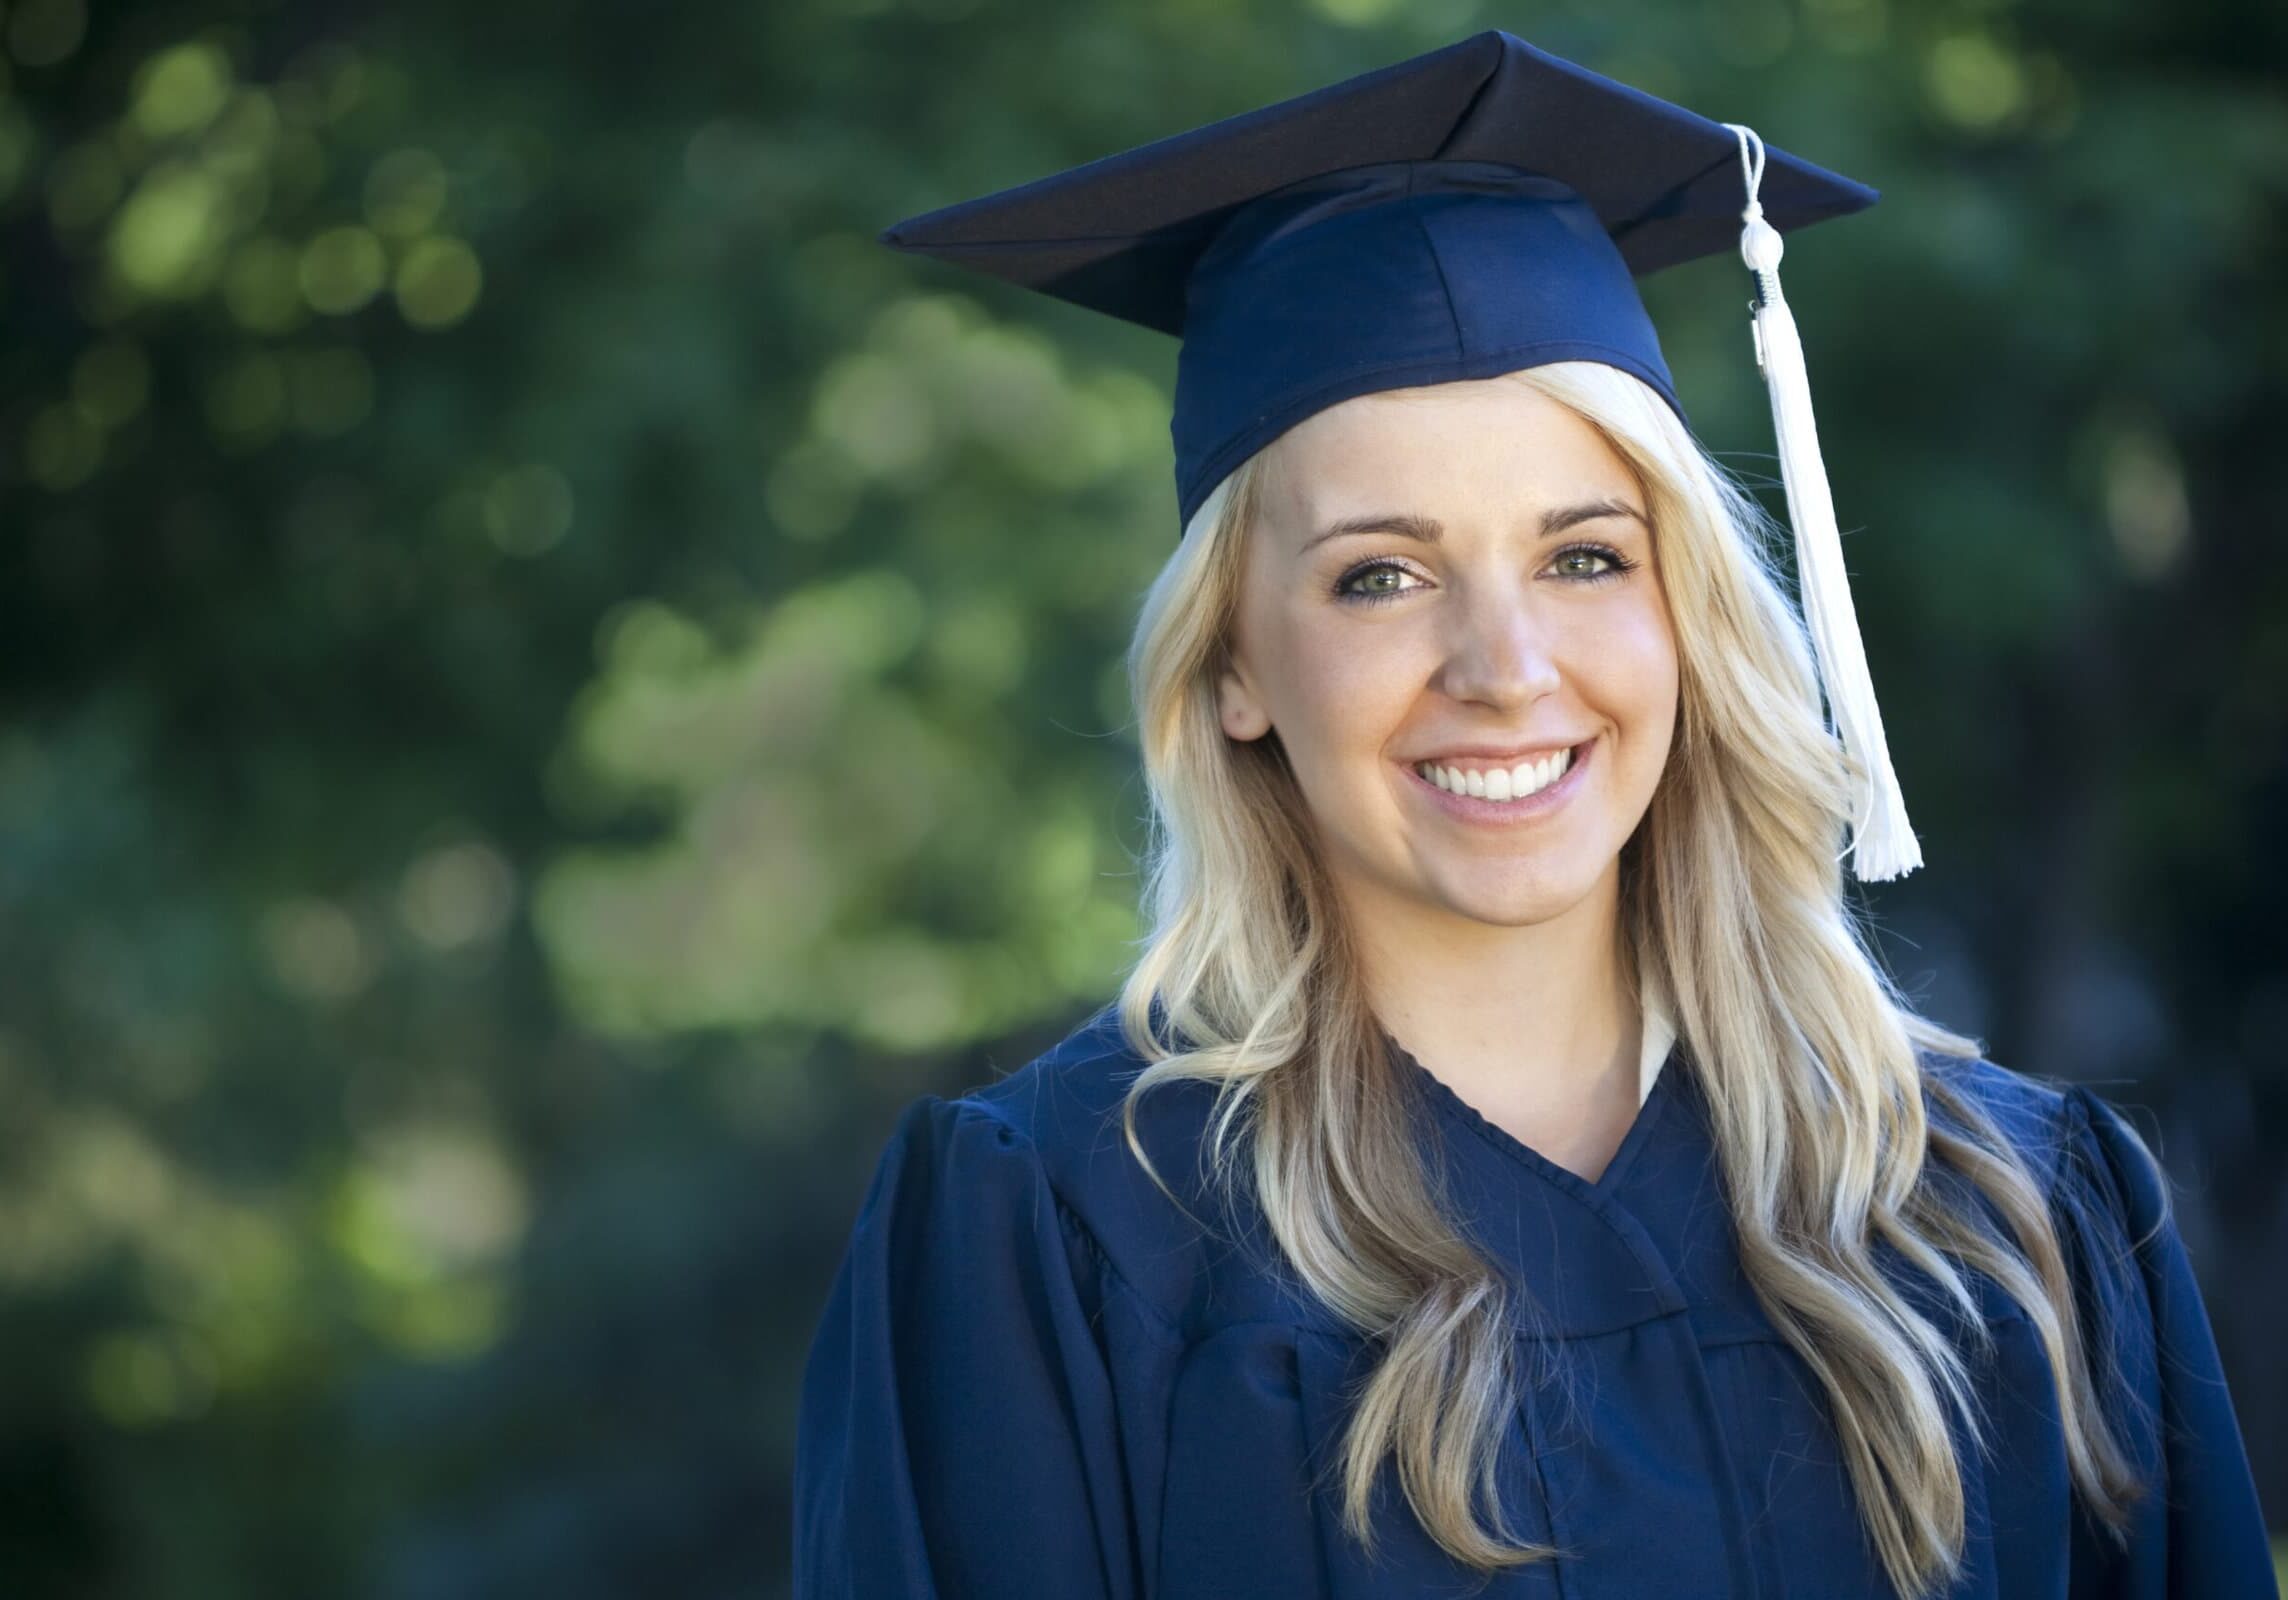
[878, 30, 1920, 881]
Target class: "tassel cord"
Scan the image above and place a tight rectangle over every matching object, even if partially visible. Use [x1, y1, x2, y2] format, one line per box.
[1719, 122, 1923, 882]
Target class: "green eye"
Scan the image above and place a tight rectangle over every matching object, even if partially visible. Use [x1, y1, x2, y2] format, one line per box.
[1553, 543, 1638, 584]
[1334, 560, 1424, 606]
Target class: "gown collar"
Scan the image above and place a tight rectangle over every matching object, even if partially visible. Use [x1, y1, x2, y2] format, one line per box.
[1381, 987, 1712, 1338]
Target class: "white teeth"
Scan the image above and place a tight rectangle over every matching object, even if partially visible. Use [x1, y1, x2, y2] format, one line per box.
[1417, 746, 1574, 802]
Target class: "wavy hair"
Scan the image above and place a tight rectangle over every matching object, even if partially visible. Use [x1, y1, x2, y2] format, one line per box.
[1109, 361, 2142, 1598]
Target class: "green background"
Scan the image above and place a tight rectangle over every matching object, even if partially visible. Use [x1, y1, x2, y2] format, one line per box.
[0, 0, 2281, 1592]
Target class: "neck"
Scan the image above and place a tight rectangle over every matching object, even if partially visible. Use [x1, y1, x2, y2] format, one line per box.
[1346, 861, 1641, 1129]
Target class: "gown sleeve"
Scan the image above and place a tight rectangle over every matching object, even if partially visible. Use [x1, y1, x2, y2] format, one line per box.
[2056, 1086, 2279, 1599]
[792, 1093, 1133, 1600]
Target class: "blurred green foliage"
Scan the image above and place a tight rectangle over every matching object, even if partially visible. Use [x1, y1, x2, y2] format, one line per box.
[0, 0, 2281, 1593]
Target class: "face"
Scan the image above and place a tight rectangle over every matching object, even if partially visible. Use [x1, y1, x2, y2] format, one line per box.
[1217, 376, 1679, 935]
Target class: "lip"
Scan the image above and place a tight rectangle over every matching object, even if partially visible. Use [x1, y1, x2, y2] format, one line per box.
[1400, 737, 1594, 825]
[1408, 741, 1590, 764]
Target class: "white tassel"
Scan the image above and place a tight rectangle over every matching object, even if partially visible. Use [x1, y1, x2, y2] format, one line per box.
[1721, 124, 1922, 882]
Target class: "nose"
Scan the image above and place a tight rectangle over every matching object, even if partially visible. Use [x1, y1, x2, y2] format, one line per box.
[1435, 583, 1563, 710]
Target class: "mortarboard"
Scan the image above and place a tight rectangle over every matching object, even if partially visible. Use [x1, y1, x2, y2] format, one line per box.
[878, 29, 1921, 881]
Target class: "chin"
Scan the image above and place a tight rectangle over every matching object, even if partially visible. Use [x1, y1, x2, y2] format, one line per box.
[1431, 864, 1602, 926]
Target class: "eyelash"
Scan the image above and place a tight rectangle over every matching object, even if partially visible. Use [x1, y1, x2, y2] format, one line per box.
[1332, 543, 1640, 606]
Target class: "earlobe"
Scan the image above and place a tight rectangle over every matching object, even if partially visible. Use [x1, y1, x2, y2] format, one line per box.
[1216, 665, 1271, 742]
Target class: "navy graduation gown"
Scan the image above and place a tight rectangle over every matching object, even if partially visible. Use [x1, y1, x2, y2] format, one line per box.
[793, 1007, 2277, 1598]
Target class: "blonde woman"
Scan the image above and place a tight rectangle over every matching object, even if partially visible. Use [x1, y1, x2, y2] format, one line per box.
[793, 30, 2274, 1600]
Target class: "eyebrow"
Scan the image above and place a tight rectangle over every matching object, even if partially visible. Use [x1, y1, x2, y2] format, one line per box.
[1299, 497, 1647, 553]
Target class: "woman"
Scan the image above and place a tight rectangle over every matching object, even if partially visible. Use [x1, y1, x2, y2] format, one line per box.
[793, 30, 2275, 1600]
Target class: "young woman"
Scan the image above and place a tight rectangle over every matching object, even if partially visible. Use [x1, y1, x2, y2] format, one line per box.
[793, 30, 2275, 1600]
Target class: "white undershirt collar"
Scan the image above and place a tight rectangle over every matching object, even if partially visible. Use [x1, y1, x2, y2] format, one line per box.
[1637, 979, 1679, 1108]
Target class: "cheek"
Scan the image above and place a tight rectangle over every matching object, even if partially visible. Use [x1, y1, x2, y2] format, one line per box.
[1280, 609, 1422, 742]
[1600, 596, 1679, 713]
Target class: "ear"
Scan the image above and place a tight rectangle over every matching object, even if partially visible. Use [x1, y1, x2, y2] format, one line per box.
[1215, 652, 1273, 743]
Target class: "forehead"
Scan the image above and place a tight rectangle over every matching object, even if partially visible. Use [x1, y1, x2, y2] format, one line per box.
[1262, 378, 1641, 526]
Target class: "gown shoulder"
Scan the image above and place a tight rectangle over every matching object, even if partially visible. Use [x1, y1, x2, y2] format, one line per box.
[961, 1000, 1318, 1332]
[790, 1011, 1170, 1600]
[1922, 1049, 2277, 1596]
[1918, 1048, 2078, 1186]
[791, 1004, 1304, 1600]
[2047, 1082, 2278, 1596]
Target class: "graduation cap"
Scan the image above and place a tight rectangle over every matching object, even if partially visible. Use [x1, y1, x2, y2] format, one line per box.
[878, 29, 1920, 881]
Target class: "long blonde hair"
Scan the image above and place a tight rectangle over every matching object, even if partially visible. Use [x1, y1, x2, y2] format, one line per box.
[1110, 361, 2141, 1598]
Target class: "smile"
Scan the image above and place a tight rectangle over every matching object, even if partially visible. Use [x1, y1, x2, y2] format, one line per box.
[1401, 739, 1593, 823]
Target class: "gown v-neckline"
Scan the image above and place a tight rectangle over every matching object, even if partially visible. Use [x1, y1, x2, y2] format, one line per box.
[1389, 1034, 1682, 1201]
